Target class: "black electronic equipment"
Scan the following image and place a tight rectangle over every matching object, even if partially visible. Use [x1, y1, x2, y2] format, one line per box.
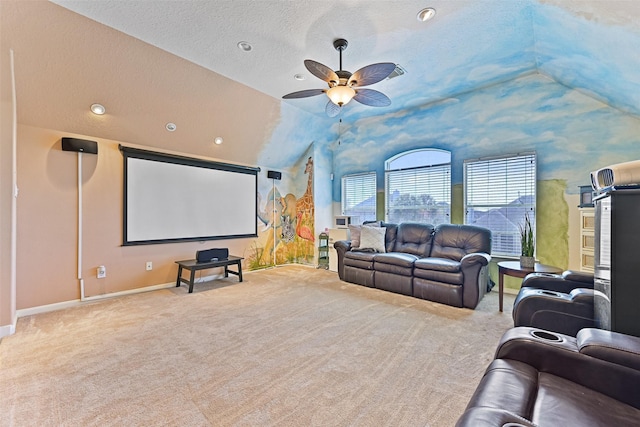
[267, 170, 282, 180]
[61, 137, 98, 154]
[196, 248, 229, 263]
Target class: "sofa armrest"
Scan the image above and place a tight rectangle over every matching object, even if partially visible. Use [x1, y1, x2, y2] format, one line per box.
[334, 240, 352, 280]
[460, 252, 490, 268]
[521, 271, 594, 293]
[458, 252, 491, 309]
[512, 288, 595, 336]
[495, 327, 640, 409]
[577, 328, 640, 371]
[456, 407, 537, 427]
[562, 270, 595, 285]
[334, 240, 351, 252]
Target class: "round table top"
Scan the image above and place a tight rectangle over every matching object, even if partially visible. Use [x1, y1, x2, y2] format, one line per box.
[497, 260, 562, 278]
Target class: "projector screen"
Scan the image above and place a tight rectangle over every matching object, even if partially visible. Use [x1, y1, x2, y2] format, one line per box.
[121, 146, 259, 246]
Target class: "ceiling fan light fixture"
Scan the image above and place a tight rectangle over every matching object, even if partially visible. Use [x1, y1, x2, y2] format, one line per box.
[417, 7, 436, 22]
[327, 85, 355, 106]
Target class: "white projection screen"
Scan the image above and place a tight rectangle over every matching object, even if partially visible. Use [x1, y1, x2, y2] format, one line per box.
[121, 146, 259, 245]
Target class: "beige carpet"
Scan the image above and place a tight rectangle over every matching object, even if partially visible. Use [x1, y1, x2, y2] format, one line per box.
[1, 265, 515, 427]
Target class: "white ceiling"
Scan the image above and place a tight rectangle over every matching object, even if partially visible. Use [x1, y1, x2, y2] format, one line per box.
[47, 0, 524, 119]
[46, 0, 640, 120]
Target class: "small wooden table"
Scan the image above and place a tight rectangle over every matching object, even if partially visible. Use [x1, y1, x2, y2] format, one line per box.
[497, 261, 562, 312]
[175, 256, 243, 293]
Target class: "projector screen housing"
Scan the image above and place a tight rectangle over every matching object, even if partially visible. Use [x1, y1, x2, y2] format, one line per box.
[120, 145, 259, 246]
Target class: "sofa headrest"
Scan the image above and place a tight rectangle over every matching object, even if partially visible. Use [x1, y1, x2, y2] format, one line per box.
[394, 222, 435, 257]
[431, 224, 491, 261]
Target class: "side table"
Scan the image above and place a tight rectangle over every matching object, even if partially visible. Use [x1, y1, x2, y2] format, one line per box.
[176, 256, 243, 293]
[497, 261, 562, 312]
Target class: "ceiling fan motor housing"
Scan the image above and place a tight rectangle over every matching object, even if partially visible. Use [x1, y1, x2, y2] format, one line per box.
[336, 70, 352, 86]
[333, 38, 348, 51]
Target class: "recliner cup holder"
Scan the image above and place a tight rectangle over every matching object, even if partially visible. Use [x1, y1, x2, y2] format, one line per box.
[536, 290, 562, 297]
[530, 330, 563, 342]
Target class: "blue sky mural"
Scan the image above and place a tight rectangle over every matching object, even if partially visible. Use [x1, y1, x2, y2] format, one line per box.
[332, 73, 640, 197]
[256, 1, 640, 205]
[534, 3, 640, 116]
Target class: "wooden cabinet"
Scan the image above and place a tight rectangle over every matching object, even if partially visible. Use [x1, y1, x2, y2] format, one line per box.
[579, 208, 595, 272]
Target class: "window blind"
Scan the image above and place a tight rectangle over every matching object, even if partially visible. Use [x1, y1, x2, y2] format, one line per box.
[464, 153, 536, 256]
[341, 172, 377, 222]
[385, 164, 451, 224]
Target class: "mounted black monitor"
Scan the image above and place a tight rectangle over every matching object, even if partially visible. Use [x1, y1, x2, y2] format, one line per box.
[120, 145, 259, 246]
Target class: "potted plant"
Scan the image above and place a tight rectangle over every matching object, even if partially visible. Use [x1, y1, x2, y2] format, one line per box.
[519, 213, 535, 268]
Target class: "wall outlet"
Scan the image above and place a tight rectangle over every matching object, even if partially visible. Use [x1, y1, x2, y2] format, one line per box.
[146, 261, 153, 271]
[97, 265, 106, 279]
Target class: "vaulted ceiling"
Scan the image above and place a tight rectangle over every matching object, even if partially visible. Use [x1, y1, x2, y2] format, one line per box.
[50, 0, 640, 119]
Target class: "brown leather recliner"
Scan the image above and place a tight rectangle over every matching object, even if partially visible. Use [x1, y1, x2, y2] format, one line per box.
[457, 327, 640, 426]
[513, 270, 595, 336]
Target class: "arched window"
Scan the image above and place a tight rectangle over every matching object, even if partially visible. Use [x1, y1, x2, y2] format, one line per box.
[385, 149, 451, 224]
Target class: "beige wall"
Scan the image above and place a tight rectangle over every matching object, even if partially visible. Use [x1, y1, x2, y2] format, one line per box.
[16, 125, 267, 308]
[0, 1, 319, 314]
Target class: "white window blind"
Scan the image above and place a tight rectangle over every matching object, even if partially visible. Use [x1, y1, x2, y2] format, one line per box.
[341, 172, 377, 223]
[385, 164, 451, 224]
[464, 153, 536, 256]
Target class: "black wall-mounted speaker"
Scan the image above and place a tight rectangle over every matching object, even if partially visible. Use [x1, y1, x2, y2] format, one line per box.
[61, 137, 98, 154]
[267, 170, 282, 180]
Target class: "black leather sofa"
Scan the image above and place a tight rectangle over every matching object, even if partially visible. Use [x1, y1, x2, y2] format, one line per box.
[334, 222, 491, 309]
[513, 270, 595, 336]
[457, 326, 640, 426]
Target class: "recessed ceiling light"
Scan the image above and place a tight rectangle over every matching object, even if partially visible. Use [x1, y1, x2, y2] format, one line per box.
[214, 136, 223, 145]
[166, 122, 176, 132]
[237, 41, 253, 52]
[90, 103, 105, 115]
[417, 7, 436, 22]
[294, 74, 306, 81]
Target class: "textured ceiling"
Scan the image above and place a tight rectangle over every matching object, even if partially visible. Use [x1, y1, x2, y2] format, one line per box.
[49, 0, 640, 120]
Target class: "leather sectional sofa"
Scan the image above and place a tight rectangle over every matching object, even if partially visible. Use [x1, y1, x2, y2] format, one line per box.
[457, 326, 640, 426]
[334, 222, 491, 309]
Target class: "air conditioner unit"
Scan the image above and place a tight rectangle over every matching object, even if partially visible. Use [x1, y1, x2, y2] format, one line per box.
[591, 160, 640, 191]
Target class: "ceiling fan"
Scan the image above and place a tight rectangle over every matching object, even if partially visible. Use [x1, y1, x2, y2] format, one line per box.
[282, 39, 396, 117]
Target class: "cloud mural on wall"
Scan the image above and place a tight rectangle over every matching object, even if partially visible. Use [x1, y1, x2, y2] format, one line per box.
[258, 0, 640, 207]
[332, 73, 640, 199]
[534, 3, 640, 116]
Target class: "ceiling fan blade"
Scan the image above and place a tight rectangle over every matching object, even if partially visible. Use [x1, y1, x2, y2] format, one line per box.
[348, 63, 396, 87]
[353, 89, 391, 107]
[282, 89, 326, 99]
[304, 60, 339, 83]
[325, 100, 342, 117]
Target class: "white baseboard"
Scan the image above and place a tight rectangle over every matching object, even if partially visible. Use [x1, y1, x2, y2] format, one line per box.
[16, 280, 177, 318]
[11, 264, 302, 324]
[0, 322, 16, 339]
